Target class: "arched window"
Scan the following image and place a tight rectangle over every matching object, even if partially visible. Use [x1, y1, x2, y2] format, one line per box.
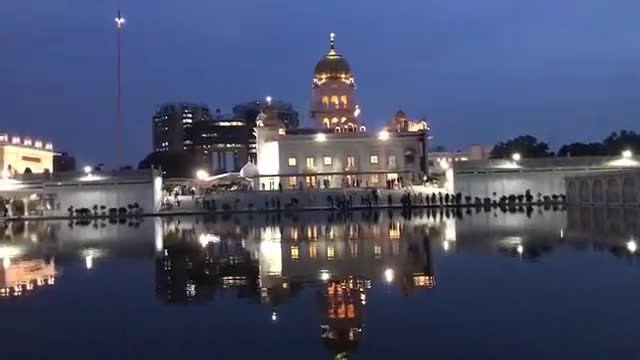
[322, 96, 329, 108]
[323, 118, 330, 128]
[335, 127, 342, 133]
[359, 126, 366, 132]
[340, 117, 347, 123]
[341, 95, 348, 108]
[331, 96, 339, 109]
[331, 117, 339, 124]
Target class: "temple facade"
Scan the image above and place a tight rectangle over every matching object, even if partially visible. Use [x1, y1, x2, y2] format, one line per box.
[254, 34, 429, 190]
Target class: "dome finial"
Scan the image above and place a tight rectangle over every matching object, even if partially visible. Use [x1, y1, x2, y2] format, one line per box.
[330, 32, 336, 50]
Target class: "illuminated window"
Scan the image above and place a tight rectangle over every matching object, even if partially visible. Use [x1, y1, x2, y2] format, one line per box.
[388, 155, 397, 167]
[288, 156, 297, 166]
[341, 117, 347, 123]
[347, 304, 355, 319]
[389, 224, 400, 239]
[306, 157, 315, 168]
[34, 141, 43, 148]
[331, 117, 339, 124]
[24, 138, 32, 146]
[322, 96, 329, 108]
[335, 127, 342, 133]
[327, 245, 335, 260]
[331, 96, 339, 108]
[369, 174, 379, 186]
[305, 175, 316, 188]
[374, 244, 382, 258]
[341, 95, 348, 108]
[323, 118, 330, 128]
[289, 176, 297, 188]
[309, 243, 317, 259]
[11, 137, 20, 144]
[370, 154, 379, 164]
[347, 156, 356, 167]
[324, 156, 332, 166]
[290, 246, 299, 260]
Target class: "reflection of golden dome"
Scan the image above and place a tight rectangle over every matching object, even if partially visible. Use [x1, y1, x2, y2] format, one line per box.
[314, 33, 353, 80]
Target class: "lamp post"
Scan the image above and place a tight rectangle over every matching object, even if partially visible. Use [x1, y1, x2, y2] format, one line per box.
[512, 153, 521, 162]
[115, 10, 126, 168]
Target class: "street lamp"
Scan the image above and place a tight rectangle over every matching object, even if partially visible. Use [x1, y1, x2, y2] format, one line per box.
[83, 166, 92, 174]
[512, 153, 521, 162]
[196, 169, 209, 181]
[627, 240, 637, 254]
[622, 149, 633, 159]
[315, 133, 327, 142]
[265, 96, 272, 106]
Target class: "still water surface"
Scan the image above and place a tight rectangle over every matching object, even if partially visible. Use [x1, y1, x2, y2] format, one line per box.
[0, 207, 638, 359]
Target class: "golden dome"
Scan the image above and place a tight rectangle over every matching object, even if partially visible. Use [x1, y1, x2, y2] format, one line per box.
[314, 33, 353, 80]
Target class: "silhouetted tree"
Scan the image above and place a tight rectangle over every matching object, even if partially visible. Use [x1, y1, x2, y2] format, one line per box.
[490, 135, 552, 159]
[557, 142, 606, 157]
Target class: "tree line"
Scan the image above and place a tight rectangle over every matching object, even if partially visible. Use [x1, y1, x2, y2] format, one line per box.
[490, 130, 640, 159]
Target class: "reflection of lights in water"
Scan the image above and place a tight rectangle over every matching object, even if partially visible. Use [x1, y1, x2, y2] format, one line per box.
[2, 257, 10, 269]
[627, 240, 637, 254]
[443, 240, 450, 252]
[85, 255, 93, 270]
[82, 249, 105, 270]
[198, 233, 220, 247]
[384, 268, 394, 283]
[319, 270, 330, 281]
[0, 245, 24, 259]
[560, 228, 564, 239]
[517, 245, 524, 255]
[271, 312, 278, 322]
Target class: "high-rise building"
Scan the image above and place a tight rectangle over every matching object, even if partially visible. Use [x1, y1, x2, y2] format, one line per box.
[311, 34, 360, 131]
[192, 118, 250, 173]
[150, 103, 252, 173]
[152, 103, 211, 153]
[233, 99, 299, 163]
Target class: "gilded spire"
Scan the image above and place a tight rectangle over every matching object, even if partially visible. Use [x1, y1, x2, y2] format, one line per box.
[329, 33, 336, 55]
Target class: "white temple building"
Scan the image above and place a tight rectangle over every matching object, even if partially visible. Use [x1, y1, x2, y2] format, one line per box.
[254, 34, 429, 190]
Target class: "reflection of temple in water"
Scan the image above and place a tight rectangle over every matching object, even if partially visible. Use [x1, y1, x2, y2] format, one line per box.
[320, 278, 367, 360]
[155, 212, 440, 359]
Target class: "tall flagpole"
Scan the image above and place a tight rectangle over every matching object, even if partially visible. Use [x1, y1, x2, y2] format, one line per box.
[115, 10, 126, 168]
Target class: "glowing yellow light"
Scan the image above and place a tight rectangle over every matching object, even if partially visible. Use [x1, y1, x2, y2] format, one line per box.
[196, 169, 209, 180]
[378, 130, 390, 141]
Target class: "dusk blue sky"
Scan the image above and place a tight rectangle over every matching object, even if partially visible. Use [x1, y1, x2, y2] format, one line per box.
[2, 0, 639, 166]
